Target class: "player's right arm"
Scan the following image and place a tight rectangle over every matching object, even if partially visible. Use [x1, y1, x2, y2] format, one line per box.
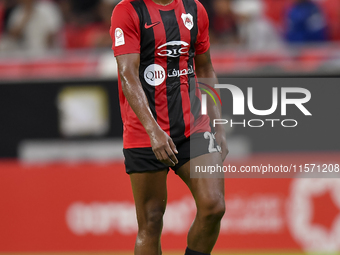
[110, 2, 177, 166]
[115, 54, 178, 166]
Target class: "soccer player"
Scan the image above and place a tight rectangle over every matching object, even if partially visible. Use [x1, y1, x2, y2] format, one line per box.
[110, 0, 228, 254]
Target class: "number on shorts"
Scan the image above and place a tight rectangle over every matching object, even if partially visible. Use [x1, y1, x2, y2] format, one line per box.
[204, 132, 220, 153]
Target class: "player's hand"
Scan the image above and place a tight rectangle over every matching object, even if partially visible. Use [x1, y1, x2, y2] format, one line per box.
[215, 128, 228, 162]
[149, 127, 178, 166]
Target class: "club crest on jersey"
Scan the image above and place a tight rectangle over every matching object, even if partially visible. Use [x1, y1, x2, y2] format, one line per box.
[181, 13, 194, 30]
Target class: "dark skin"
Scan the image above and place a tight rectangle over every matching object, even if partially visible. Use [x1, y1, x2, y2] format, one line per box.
[116, 1, 227, 254]
[176, 152, 225, 253]
[117, 53, 179, 167]
[194, 50, 228, 161]
[116, 48, 228, 255]
[117, 51, 227, 167]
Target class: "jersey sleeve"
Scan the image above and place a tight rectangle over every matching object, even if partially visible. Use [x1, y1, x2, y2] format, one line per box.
[110, 2, 140, 56]
[195, 1, 210, 55]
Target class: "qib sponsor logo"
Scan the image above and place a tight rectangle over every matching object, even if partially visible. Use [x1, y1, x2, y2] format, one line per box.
[144, 64, 166, 86]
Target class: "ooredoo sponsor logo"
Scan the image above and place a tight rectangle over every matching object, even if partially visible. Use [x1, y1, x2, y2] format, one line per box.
[288, 178, 340, 252]
[157, 41, 189, 58]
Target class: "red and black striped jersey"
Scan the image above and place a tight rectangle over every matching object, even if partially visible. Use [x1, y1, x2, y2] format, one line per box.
[110, 0, 211, 149]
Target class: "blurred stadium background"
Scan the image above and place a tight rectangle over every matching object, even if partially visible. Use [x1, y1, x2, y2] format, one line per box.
[1, 0, 340, 254]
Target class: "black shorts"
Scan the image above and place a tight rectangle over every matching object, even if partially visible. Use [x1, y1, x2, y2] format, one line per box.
[123, 132, 220, 174]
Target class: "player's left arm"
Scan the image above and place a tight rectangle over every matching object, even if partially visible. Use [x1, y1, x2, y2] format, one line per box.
[195, 49, 228, 161]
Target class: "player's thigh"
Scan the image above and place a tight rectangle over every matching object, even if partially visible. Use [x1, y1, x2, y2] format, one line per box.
[176, 152, 225, 211]
[129, 170, 168, 224]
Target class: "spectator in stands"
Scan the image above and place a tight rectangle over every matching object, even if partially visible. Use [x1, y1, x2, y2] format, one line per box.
[4, 0, 62, 52]
[210, 0, 238, 45]
[94, 0, 117, 48]
[198, 0, 213, 24]
[0, 1, 4, 38]
[233, 0, 283, 51]
[0, 0, 20, 36]
[61, 0, 99, 49]
[285, 0, 328, 43]
[62, 0, 116, 49]
[55, 0, 72, 24]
